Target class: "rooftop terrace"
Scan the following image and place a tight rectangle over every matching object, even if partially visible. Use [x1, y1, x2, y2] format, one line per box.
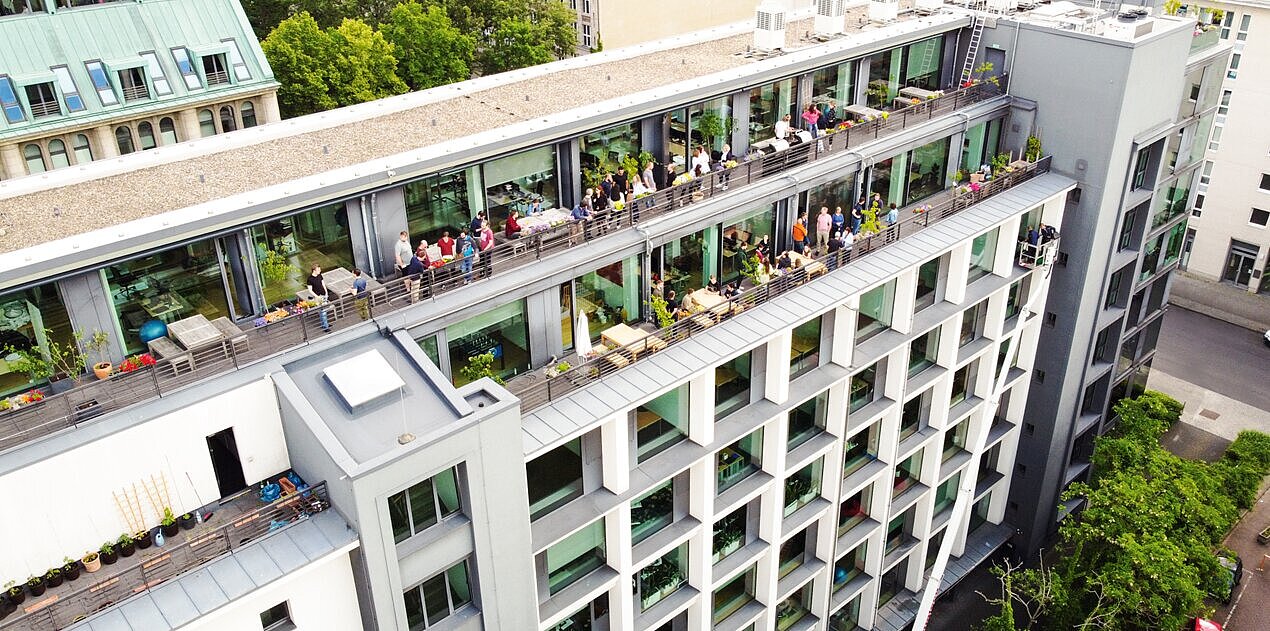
[0, 2, 956, 259]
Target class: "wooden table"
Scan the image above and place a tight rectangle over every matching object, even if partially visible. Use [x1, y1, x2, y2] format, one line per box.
[899, 86, 940, 100]
[844, 104, 885, 121]
[787, 252, 828, 278]
[321, 267, 356, 296]
[600, 323, 666, 358]
[167, 314, 224, 350]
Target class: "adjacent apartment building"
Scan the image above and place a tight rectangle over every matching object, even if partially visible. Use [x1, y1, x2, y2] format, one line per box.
[1173, 1, 1270, 293]
[0, 3, 1222, 631]
[0, 0, 279, 182]
[566, 0, 793, 52]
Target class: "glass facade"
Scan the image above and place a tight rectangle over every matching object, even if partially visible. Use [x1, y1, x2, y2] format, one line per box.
[748, 78, 795, 144]
[915, 257, 940, 310]
[104, 237, 232, 353]
[483, 146, 558, 227]
[405, 166, 482, 245]
[812, 60, 856, 111]
[580, 121, 641, 176]
[250, 203, 355, 308]
[905, 137, 950, 204]
[968, 228, 999, 281]
[783, 458, 823, 516]
[844, 423, 878, 477]
[908, 327, 940, 376]
[713, 505, 748, 563]
[833, 541, 867, 591]
[0, 283, 74, 396]
[866, 49, 901, 109]
[787, 391, 827, 451]
[849, 362, 878, 413]
[720, 206, 775, 286]
[714, 351, 753, 419]
[893, 449, 923, 496]
[446, 299, 531, 385]
[574, 256, 641, 342]
[546, 519, 606, 595]
[636, 544, 687, 611]
[961, 119, 1001, 173]
[527, 438, 583, 519]
[790, 316, 822, 377]
[904, 36, 944, 90]
[712, 566, 757, 625]
[838, 486, 871, 535]
[718, 429, 762, 492]
[631, 479, 674, 544]
[403, 561, 472, 629]
[669, 96, 732, 167]
[387, 467, 461, 543]
[857, 279, 896, 341]
[635, 385, 689, 462]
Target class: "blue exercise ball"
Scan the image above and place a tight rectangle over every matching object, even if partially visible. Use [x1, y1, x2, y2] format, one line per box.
[835, 567, 848, 583]
[138, 319, 168, 344]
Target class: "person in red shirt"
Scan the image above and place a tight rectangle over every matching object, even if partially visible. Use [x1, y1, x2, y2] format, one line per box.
[437, 231, 455, 257]
[505, 211, 522, 238]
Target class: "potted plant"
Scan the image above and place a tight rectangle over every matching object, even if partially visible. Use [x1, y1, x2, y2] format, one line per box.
[25, 575, 43, 597]
[458, 352, 503, 386]
[160, 508, 179, 537]
[1025, 135, 1043, 162]
[545, 361, 572, 379]
[5, 580, 24, 606]
[43, 567, 62, 588]
[61, 557, 81, 582]
[83, 329, 112, 380]
[178, 512, 196, 530]
[259, 249, 298, 284]
[82, 550, 101, 573]
[134, 529, 153, 550]
[99, 540, 118, 565]
[650, 296, 675, 328]
[117, 533, 136, 557]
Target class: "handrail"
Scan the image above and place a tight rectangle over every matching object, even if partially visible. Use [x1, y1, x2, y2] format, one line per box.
[0, 77, 1011, 455]
[0, 482, 330, 631]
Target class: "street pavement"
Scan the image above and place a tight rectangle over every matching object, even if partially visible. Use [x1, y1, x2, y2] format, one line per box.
[1213, 485, 1270, 630]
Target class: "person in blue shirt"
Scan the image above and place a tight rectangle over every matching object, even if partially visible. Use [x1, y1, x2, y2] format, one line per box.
[831, 206, 846, 238]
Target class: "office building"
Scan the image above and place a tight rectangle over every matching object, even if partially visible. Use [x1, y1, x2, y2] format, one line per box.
[0, 2, 1220, 630]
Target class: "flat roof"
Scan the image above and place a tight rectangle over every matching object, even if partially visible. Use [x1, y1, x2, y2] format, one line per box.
[0, 3, 959, 258]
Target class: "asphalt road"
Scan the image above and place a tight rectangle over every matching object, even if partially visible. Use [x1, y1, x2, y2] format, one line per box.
[1155, 307, 1270, 412]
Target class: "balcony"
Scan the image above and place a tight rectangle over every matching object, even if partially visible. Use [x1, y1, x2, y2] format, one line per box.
[205, 70, 230, 86]
[1190, 25, 1221, 54]
[0, 78, 1015, 456]
[0, 481, 333, 630]
[28, 101, 61, 119]
[120, 84, 149, 102]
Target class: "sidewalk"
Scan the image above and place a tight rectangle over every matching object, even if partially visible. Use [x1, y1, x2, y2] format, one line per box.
[1169, 272, 1270, 332]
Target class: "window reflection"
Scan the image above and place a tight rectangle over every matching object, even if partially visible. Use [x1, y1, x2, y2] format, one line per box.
[574, 256, 641, 343]
[105, 237, 231, 353]
[482, 146, 557, 227]
[249, 203, 355, 307]
[446, 299, 531, 385]
[405, 166, 481, 245]
[0, 284, 73, 396]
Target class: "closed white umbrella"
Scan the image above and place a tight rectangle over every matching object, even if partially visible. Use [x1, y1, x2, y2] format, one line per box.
[575, 311, 592, 358]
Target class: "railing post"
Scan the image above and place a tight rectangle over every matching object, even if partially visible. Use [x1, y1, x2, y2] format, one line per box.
[149, 364, 161, 397]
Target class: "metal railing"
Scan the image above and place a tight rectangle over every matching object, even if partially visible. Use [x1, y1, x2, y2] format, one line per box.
[120, 84, 149, 102]
[511, 156, 1053, 411]
[0, 483, 330, 631]
[28, 101, 61, 119]
[205, 70, 229, 86]
[0, 78, 1012, 454]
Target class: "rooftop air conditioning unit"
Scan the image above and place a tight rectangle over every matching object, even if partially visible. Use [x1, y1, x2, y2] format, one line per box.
[869, 0, 899, 23]
[815, 0, 846, 35]
[754, 1, 787, 51]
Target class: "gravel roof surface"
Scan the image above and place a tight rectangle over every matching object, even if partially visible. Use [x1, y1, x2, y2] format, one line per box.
[0, 10, 910, 254]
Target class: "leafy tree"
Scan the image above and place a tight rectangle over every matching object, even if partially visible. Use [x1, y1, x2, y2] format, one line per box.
[479, 17, 554, 75]
[261, 13, 340, 118]
[381, 2, 475, 90]
[526, 0, 578, 59]
[326, 18, 410, 106]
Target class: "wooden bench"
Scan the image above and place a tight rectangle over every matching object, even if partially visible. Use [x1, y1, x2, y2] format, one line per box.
[210, 317, 249, 356]
[146, 336, 193, 375]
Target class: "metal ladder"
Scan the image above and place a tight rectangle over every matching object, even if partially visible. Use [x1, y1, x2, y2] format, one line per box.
[917, 36, 938, 77]
[960, 15, 985, 85]
[912, 240, 1059, 629]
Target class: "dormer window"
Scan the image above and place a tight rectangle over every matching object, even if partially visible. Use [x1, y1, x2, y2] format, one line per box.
[117, 67, 149, 102]
[84, 61, 119, 106]
[24, 82, 60, 118]
[202, 53, 229, 86]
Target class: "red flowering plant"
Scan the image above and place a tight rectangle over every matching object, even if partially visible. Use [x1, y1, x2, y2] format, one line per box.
[118, 353, 157, 373]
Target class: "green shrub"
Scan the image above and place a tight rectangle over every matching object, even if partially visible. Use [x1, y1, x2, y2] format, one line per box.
[1224, 431, 1270, 470]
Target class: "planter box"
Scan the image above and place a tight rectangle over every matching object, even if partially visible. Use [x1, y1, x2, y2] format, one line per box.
[1258, 526, 1270, 544]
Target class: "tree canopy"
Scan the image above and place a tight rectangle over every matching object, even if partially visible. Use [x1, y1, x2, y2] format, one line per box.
[380, 2, 475, 91]
[979, 391, 1270, 631]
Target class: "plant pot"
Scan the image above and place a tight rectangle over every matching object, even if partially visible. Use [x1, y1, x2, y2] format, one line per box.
[119, 540, 136, 557]
[43, 572, 62, 589]
[7, 587, 26, 606]
[178, 513, 196, 530]
[160, 522, 179, 538]
[62, 563, 80, 582]
[0, 598, 15, 619]
[82, 554, 101, 573]
[92, 362, 112, 380]
[135, 530, 153, 550]
[48, 377, 73, 395]
[100, 548, 118, 565]
[26, 580, 44, 597]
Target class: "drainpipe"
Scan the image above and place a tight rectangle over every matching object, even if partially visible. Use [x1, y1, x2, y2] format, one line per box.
[636, 225, 654, 322]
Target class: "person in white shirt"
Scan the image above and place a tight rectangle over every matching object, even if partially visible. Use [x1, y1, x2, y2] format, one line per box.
[691, 146, 711, 177]
[774, 114, 791, 140]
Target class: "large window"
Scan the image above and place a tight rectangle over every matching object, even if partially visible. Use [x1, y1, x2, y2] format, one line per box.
[721, 206, 775, 286]
[778, 528, 810, 577]
[942, 420, 968, 461]
[904, 36, 944, 90]
[548, 596, 609, 631]
[961, 119, 1001, 174]
[849, 362, 878, 412]
[713, 505, 748, 563]
[635, 385, 689, 462]
[527, 438, 583, 519]
[783, 459, 823, 516]
[404, 166, 481, 245]
[0, 283, 74, 397]
[790, 316, 822, 377]
[934, 472, 960, 515]
[574, 256, 641, 342]
[249, 203, 355, 307]
[968, 228, 999, 281]
[387, 467, 462, 543]
[446, 299, 531, 385]
[712, 566, 757, 625]
[668, 96, 732, 167]
[915, 257, 940, 311]
[950, 363, 975, 406]
[24, 82, 60, 118]
[843, 423, 879, 477]
[787, 391, 827, 451]
[748, 78, 794, 144]
[635, 544, 687, 611]
[104, 237, 231, 353]
[715, 351, 753, 419]
[885, 507, 915, 554]
[838, 486, 871, 535]
[403, 560, 472, 628]
[906, 137, 949, 204]
[901, 390, 931, 439]
[893, 449, 923, 496]
[829, 595, 863, 630]
[865, 48, 901, 109]
[833, 541, 867, 591]
[908, 327, 940, 376]
[656, 226, 715, 298]
[959, 300, 987, 346]
[483, 146, 557, 227]
[580, 121, 641, 176]
[776, 582, 812, 630]
[857, 279, 896, 342]
[718, 429, 762, 492]
[631, 479, 675, 544]
[545, 519, 606, 595]
[811, 60, 856, 110]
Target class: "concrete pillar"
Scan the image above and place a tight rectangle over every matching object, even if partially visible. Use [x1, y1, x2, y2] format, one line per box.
[57, 270, 128, 362]
[0, 143, 23, 179]
[259, 91, 282, 123]
[91, 125, 119, 160]
[343, 196, 374, 278]
[177, 108, 202, 141]
[730, 90, 751, 155]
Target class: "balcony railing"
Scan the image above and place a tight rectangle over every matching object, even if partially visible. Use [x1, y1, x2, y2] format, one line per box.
[28, 101, 61, 119]
[120, 84, 149, 102]
[1190, 25, 1221, 54]
[205, 70, 229, 86]
[0, 482, 330, 630]
[0, 78, 1012, 455]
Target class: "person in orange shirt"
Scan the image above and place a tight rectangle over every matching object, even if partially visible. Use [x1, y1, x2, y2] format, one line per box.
[791, 212, 808, 254]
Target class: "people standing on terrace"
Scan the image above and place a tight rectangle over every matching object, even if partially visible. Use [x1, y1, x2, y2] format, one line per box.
[691, 146, 711, 177]
[816, 206, 832, 254]
[437, 231, 456, 258]
[832, 206, 846, 238]
[801, 104, 821, 137]
[394, 230, 412, 278]
[792, 212, 808, 253]
[774, 114, 791, 140]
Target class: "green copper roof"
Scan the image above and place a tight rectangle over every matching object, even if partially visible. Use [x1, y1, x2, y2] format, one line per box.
[0, 0, 275, 140]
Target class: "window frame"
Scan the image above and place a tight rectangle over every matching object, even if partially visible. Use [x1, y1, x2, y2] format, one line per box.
[259, 601, 294, 631]
[83, 60, 119, 106]
[222, 38, 253, 81]
[140, 51, 173, 96]
[171, 47, 202, 90]
[403, 560, 474, 629]
[1, 75, 28, 123]
[387, 466, 463, 544]
[50, 66, 84, 112]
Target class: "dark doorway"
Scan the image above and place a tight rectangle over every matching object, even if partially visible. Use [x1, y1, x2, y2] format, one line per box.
[206, 428, 248, 499]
